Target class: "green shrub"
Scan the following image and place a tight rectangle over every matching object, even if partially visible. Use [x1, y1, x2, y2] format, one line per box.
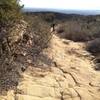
[0, 0, 23, 26]
[55, 21, 92, 41]
[86, 38, 100, 54]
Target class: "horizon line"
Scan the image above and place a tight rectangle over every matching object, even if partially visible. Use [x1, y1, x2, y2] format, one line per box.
[23, 7, 100, 11]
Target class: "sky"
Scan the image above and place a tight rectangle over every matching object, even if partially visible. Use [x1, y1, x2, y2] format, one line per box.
[21, 0, 100, 10]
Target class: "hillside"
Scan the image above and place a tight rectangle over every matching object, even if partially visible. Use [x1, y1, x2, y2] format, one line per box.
[25, 12, 100, 41]
[0, 10, 100, 100]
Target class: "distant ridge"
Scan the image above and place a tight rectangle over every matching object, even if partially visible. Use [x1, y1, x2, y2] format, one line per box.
[22, 8, 100, 15]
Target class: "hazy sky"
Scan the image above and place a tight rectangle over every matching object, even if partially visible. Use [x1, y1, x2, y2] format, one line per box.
[21, 0, 100, 10]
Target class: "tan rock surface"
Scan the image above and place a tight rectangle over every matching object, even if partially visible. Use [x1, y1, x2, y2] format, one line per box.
[0, 35, 100, 100]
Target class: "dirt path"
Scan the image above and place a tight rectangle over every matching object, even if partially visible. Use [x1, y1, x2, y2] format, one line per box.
[0, 35, 100, 100]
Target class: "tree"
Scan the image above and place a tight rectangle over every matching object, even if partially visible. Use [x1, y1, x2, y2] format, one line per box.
[0, 0, 23, 26]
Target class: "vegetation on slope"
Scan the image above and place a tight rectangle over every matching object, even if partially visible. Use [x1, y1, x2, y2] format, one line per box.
[0, 1, 52, 93]
[0, 0, 23, 26]
[26, 12, 100, 42]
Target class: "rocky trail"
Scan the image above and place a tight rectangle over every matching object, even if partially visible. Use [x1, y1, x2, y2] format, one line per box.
[0, 35, 100, 100]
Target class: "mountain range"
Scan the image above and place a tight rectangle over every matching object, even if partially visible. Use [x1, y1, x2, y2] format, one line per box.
[23, 8, 100, 15]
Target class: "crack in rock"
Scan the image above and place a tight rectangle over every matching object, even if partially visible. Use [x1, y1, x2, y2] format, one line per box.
[89, 82, 100, 88]
[54, 62, 81, 86]
[54, 77, 64, 100]
[60, 91, 64, 100]
[73, 88, 82, 100]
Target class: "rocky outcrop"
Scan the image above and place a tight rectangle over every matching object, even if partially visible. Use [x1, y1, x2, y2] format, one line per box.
[0, 35, 100, 100]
